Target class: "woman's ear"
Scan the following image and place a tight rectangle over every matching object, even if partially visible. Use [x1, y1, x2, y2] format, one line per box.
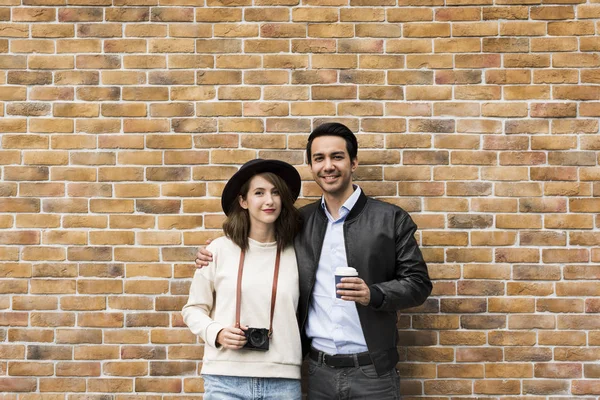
[239, 195, 248, 210]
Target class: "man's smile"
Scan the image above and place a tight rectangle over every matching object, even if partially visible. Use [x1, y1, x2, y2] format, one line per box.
[320, 175, 340, 182]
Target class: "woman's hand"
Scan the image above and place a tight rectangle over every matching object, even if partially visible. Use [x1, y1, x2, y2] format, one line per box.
[216, 325, 247, 350]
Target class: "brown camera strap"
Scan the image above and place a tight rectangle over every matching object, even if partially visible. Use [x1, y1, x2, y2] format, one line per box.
[234, 248, 281, 337]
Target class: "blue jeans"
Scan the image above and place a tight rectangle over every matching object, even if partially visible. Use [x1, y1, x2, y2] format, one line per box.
[202, 374, 301, 400]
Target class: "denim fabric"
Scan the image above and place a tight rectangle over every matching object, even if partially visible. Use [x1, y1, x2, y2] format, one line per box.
[202, 374, 301, 400]
[306, 357, 400, 400]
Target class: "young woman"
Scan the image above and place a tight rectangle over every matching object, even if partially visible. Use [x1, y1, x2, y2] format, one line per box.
[182, 159, 303, 400]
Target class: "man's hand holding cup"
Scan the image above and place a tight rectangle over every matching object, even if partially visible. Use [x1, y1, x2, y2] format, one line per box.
[335, 267, 370, 306]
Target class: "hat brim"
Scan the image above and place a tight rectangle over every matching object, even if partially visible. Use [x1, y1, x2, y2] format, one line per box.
[221, 159, 301, 216]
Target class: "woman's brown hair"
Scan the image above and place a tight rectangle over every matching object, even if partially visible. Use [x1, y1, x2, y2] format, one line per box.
[223, 172, 302, 251]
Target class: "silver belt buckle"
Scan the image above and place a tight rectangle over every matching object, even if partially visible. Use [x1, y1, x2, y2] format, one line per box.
[323, 353, 335, 368]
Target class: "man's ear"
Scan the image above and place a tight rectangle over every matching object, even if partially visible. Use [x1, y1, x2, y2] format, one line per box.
[351, 157, 358, 173]
[239, 195, 248, 210]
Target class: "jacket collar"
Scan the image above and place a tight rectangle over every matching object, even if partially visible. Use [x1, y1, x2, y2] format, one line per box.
[316, 188, 368, 222]
[320, 185, 362, 220]
[347, 189, 368, 220]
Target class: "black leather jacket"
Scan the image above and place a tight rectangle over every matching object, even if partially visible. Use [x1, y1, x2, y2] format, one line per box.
[295, 190, 432, 376]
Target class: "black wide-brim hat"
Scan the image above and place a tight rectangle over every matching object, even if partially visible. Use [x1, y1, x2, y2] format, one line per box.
[221, 159, 302, 216]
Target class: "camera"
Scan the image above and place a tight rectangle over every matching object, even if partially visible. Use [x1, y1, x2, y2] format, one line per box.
[242, 327, 269, 351]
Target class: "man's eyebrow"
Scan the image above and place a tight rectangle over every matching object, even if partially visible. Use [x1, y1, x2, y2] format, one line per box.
[312, 151, 345, 158]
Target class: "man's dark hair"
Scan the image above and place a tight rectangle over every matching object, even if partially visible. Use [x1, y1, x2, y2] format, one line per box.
[306, 122, 358, 165]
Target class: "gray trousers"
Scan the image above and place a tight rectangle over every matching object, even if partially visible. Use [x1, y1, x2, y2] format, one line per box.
[306, 357, 400, 400]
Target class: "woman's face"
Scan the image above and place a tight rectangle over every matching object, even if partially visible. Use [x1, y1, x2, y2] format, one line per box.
[239, 174, 282, 228]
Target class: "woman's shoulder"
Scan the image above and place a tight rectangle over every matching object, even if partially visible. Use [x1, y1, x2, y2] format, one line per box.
[207, 236, 236, 252]
[281, 243, 296, 262]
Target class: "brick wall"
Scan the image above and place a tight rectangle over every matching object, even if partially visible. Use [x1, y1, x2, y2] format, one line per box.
[1, 0, 600, 398]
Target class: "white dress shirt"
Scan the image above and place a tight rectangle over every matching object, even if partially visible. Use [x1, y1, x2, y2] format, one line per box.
[305, 186, 369, 355]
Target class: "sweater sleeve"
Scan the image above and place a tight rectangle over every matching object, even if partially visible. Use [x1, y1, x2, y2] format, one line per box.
[182, 245, 226, 349]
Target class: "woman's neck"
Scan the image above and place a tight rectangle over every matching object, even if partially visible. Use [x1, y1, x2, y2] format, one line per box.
[248, 224, 276, 243]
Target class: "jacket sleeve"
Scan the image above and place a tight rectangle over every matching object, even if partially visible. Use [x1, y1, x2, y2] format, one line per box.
[181, 245, 226, 349]
[369, 212, 433, 312]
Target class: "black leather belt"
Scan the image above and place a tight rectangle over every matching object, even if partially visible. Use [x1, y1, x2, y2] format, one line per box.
[309, 348, 373, 368]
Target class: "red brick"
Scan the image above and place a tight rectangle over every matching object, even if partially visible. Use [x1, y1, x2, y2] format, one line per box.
[509, 314, 555, 329]
[523, 380, 570, 395]
[507, 282, 554, 297]
[31, 312, 75, 327]
[424, 380, 472, 395]
[8, 361, 55, 376]
[8, 328, 54, 343]
[135, 378, 182, 392]
[585, 363, 600, 378]
[471, 231, 516, 246]
[456, 347, 503, 362]
[487, 363, 533, 378]
[54, 361, 101, 377]
[489, 298, 535, 313]
[0, 378, 37, 392]
[105, 332, 149, 345]
[0, 345, 26, 369]
[121, 345, 167, 360]
[74, 345, 119, 360]
[457, 280, 503, 295]
[87, 378, 134, 392]
[437, 364, 483, 379]
[103, 361, 148, 377]
[555, 347, 600, 362]
[543, 249, 589, 263]
[505, 347, 552, 362]
[572, 380, 600, 395]
[439, 331, 486, 346]
[56, 329, 102, 345]
[406, 347, 454, 363]
[482, 5, 526, 19]
[474, 380, 521, 395]
[455, 54, 500, 71]
[520, 231, 566, 246]
[440, 298, 486, 314]
[537, 298, 584, 313]
[534, 363, 582, 379]
[406, 54, 453, 69]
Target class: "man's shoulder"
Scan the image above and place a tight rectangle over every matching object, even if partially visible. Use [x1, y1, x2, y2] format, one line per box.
[298, 199, 321, 217]
[362, 197, 418, 233]
[364, 196, 407, 215]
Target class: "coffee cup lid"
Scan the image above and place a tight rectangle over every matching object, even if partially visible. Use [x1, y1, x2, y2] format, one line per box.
[335, 267, 358, 275]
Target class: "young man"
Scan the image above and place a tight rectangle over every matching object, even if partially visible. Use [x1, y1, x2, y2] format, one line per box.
[196, 122, 432, 399]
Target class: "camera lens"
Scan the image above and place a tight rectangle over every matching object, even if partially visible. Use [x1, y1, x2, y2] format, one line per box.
[249, 330, 266, 347]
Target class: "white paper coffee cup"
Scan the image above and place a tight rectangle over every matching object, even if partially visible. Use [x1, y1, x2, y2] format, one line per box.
[335, 267, 358, 299]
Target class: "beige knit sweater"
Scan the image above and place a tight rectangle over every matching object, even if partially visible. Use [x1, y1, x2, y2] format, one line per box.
[182, 236, 302, 379]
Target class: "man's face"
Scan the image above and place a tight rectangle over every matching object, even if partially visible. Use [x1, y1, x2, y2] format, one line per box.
[309, 135, 357, 197]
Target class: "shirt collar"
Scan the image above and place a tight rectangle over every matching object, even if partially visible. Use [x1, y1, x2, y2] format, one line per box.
[320, 185, 362, 222]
